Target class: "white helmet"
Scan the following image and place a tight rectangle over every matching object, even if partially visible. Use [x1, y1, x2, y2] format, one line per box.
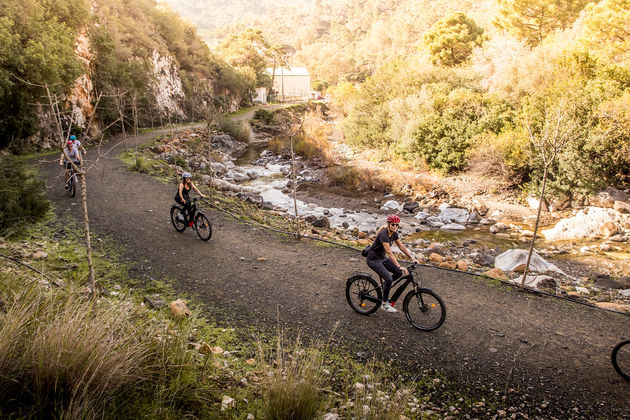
[182, 172, 191, 179]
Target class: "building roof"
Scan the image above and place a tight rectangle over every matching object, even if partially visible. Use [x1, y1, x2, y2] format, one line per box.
[266, 67, 310, 77]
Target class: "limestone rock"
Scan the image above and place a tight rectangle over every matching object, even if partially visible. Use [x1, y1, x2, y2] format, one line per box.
[494, 249, 564, 274]
[438, 207, 469, 224]
[542, 207, 621, 241]
[169, 299, 191, 318]
[599, 222, 618, 238]
[380, 200, 400, 211]
[456, 261, 469, 271]
[429, 253, 445, 263]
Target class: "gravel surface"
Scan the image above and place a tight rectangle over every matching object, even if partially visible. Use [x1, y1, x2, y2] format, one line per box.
[38, 125, 630, 418]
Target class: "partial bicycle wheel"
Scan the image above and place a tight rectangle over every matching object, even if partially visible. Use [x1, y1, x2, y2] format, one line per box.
[67, 174, 76, 197]
[403, 288, 446, 331]
[170, 206, 186, 232]
[612, 339, 630, 382]
[345, 275, 382, 315]
[194, 213, 212, 241]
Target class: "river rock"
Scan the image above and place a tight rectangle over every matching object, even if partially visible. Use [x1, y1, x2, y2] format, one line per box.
[489, 223, 509, 233]
[429, 253, 445, 263]
[426, 217, 444, 228]
[403, 201, 420, 213]
[472, 252, 494, 267]
[515, 274, 557, 289]
[439, 261, 457, 269]
[467, 209, 481, 224]
[311, 216, 330, 229]
[441, 223, 466, 231]
[527, 196, 547, 211]
[614, 201, 630, 214]
[592, 188, 630, 208]
[438, 207, 469, 224]
[485, 267, 508, 280]
[494, 249, 564, 274]
[415, 211, 430, 221]
[593, 274, 630, 290]
[541, 207, 624, 241]
[456, 261, 469, 271]
[479, 218, 495, 225]
[380, 200, 400, 211]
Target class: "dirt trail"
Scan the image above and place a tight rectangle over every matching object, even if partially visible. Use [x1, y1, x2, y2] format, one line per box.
[39, 125, 630, 417]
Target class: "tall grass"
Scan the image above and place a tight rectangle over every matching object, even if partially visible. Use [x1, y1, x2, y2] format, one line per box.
[259, 332, 324, 420]
[0, 273, 208, 418]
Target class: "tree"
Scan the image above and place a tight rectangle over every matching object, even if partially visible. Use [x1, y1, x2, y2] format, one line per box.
[520, 95, 583, 287]
[581, 0, 630, 63]
[217, 28, 273, 89]
[422, 13, 485, 67]
[494, 0, 590, 47]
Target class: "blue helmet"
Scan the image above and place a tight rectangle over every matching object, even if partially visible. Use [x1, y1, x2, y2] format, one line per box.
[70, 135, 77, 140]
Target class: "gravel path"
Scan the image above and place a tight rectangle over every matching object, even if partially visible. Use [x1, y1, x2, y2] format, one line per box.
[38, 125, 630, 417]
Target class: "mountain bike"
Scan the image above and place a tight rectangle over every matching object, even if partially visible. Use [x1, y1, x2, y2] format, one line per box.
[64, 162, 78, 197]
[345, 263, 446, 331]
[170, 197, 212, 241]
[612, 339, 630, 382]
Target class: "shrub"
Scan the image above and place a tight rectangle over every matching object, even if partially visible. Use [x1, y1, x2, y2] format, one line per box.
[130, 153, 150, 173]
[0, 155, 49, 235]
[218, 116, 252, 143]
[254, 108, 274, 124]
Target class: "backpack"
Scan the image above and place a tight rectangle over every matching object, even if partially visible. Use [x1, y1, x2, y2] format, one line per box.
[361, 245, 370, 257]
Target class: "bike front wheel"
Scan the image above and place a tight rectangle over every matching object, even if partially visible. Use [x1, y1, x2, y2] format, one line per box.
[345, 274, 382, 315]
[170, 206, 186, 232]
[612, 339, 630, 382]
[403, 288, 446, 331]
[195, 213, 212, 241]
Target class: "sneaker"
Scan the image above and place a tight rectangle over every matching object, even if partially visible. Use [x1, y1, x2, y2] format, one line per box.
[381, 301, 398, 313]
[64, 184, 69, 190]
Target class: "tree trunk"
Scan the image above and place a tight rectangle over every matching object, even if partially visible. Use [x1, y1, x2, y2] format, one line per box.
[520, 166, 548, 287]
[290, 135, 300, 239]
[79, 172, 96, 290]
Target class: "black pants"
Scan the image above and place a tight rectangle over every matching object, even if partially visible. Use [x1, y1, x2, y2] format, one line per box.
[366, 258, 402, 302]
[175, 196, 194, 223]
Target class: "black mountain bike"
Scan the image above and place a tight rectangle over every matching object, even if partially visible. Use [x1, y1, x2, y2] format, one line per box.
[170, 197, 212, 241]
[612, 339, 630, 382]
[345, 263, 446, 331]
[65, 164, 78, 197]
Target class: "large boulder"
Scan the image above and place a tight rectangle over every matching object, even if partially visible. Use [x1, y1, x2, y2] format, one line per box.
[494, 249, 564, 274]
[311, 216, 331, 229]
[541, 207, 621, 241]
[403, 201, 420, 213]
[592, 188, 630, 208]
[380, 200, 400, 211]
[614, 201, 630, 214]
[438, 207, 469, 224]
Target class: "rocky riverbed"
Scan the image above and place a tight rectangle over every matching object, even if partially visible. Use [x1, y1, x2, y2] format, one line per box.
[146, 127, 630, 312]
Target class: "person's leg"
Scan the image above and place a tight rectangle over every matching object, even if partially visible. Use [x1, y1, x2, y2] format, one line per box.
[383, 258, 403, 281]
[366, 259, 394, 302]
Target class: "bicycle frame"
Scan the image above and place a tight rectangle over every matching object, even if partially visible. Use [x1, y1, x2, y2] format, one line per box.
[357, 265, 421, 305]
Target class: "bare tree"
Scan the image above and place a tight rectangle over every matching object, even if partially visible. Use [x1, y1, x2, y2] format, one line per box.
[274, 109, 305, 238]
[520, 98, 583, 287]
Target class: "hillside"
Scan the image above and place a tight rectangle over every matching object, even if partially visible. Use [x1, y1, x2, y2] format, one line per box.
[0, 0, 249, 148]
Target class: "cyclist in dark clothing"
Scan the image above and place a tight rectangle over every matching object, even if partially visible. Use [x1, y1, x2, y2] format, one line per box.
[365, 214, 418, 313]
[175, 172, 206, 227]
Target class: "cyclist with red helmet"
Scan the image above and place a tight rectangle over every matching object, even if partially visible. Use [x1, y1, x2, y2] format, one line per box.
[365, 214, 419, 313]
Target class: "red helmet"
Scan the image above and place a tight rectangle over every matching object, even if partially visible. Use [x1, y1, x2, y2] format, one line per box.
[387, 214, 400, 224]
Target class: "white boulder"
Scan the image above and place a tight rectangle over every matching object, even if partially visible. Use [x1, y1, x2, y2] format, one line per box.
[438, 207, 469, 224]
[495, 249, 564, 274]
[380, 200, 400, 211]
[542, 207, 622, 241]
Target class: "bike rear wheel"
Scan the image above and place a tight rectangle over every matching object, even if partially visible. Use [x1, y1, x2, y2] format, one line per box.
[195, 213, 212, 241]
[67, 174, 76, 197]
[345, 275, 382, 315]
[170, 205, 186, 232]
[403, 288, 446, 331]
[612, 339, 630, 382]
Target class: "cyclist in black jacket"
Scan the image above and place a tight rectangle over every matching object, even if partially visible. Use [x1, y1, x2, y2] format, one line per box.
[365, 214, 418, 313]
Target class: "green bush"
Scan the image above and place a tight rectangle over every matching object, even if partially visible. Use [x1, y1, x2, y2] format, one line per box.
[254, 108, 274, 124]
[0, 155, 49, 235]
[218, 116, 252, 143]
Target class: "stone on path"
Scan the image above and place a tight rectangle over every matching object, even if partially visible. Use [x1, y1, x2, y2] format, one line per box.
[170, 299, 191, 318]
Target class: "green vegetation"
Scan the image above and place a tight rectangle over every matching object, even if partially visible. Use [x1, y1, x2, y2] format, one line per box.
[0, 154, 50, 235]
[218, 116, 252, 143]
[423, 13, 485, 67]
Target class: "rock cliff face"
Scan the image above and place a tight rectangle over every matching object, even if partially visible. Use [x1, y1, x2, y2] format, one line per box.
[67, 29, 98, 135]
[152, 50, 186, 120]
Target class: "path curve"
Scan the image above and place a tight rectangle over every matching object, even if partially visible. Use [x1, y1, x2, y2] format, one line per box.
[39, 124, 630, 417]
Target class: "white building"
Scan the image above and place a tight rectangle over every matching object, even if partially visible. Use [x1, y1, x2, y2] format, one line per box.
[253, 87, 268, 103]
[267, 67, 311, 101]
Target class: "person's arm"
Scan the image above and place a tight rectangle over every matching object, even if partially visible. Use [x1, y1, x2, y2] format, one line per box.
[395, 239, 419, 263]
[191, 183, 206, 198]
[383, 242, 409, 275]
[59, 153, 64, 165]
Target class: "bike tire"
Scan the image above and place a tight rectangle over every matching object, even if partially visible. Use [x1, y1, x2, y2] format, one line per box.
[67, 175, 76, 197]
[345, 274, 382, 315]
[170, 205, 186, 232]
[403, 288, 446, 332]
[612, 339, 630, 382]
[195, 213, 212, 241]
